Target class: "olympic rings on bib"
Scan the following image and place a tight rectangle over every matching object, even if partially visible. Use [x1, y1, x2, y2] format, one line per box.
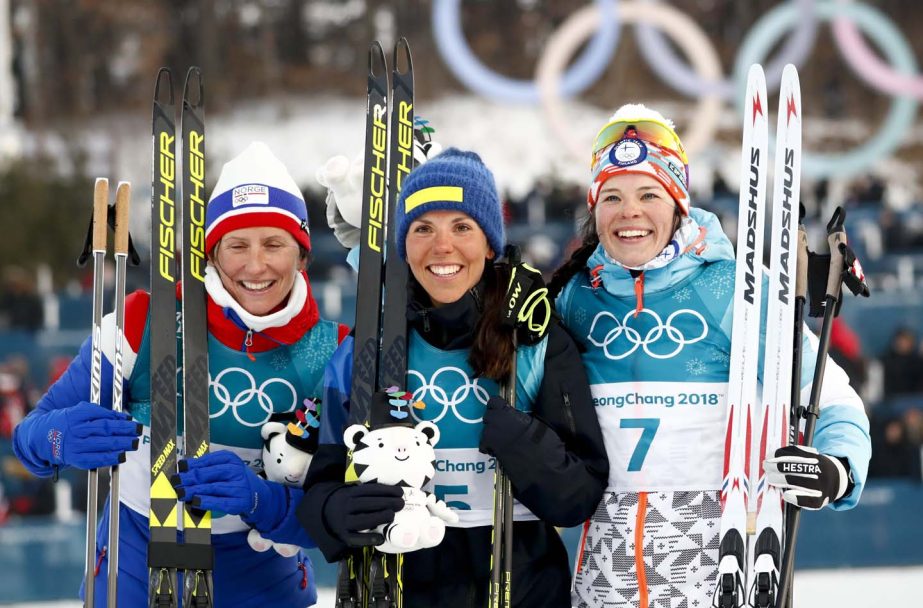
[434, 0, 918, 179]
[587, 308, 709, 360]
[407, 366, 491, 425]
[210, 367, 299, 427]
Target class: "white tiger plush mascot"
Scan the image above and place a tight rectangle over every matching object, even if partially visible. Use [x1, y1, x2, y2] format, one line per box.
[344, 413, 458, 554]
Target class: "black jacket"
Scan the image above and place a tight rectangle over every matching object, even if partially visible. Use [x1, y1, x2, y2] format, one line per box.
[298, 278, 608, 607]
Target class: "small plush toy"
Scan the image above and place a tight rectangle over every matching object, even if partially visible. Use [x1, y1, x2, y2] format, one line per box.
[247, 399, 320, 557]
[344, 387, 458, 554]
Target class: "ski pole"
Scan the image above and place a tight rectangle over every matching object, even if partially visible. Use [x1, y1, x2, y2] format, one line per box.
[106, 181, 131, 607]
[776, 207, 849, 606]
[85, 177, 109, 608]
[779, 206, 809, 608]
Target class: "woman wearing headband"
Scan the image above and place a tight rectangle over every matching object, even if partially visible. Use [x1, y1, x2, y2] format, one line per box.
[13, 142, 348, 607]
[299, 148, 608, 607]
[549, 105, 871, 607]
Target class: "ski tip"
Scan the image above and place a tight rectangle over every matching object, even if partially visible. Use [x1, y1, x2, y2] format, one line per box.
[182, 67, 204, 106]
[95, 177, 109, 187]
[117, 180, 131, 189]
[369, 41, 387, 75]
[154, 68, 174, 104]
[393, 37, 413, 74]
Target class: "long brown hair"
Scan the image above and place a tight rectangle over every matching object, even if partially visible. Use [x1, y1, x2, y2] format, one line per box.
[470, 260, 515, 381]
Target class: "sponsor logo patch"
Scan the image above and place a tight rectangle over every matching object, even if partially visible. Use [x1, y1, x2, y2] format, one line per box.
[232, 184, 270, 207]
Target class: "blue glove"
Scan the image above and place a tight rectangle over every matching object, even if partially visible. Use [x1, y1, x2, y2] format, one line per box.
[171, 450, 284, 531]
[26, 401, 141, 470]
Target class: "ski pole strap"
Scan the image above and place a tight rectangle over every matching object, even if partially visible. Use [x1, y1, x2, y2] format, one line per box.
[824, 207, 848, 300]
[77, 196, 143, 267]
[502, 261, 552, 343]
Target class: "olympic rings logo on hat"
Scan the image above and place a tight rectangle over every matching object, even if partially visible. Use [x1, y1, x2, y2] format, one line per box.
[587, 308, 708, 360]
[434, 0, 918, 179]
[209, 367, 299, 427]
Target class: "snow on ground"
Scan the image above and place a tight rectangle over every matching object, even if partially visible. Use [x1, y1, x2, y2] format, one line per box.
[7, 566, 923, 607]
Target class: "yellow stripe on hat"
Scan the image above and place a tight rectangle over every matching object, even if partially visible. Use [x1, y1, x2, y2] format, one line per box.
[404, 186, 463, 213]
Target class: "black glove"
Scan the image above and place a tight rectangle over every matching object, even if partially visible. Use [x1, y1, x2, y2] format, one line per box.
[479, 396, 533, 457]
[322, 482, 405, 547]
[764, 445, 855, 510]
[500, 252, 553, 346]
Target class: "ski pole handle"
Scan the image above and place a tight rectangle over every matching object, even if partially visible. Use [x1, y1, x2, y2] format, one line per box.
[114, 182, 131, 255]
[795, 212, 809, 302]
[824, 207, 848, 301]
[93, 178, 109, 252]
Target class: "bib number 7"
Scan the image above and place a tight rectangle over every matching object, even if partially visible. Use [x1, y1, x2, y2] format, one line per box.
[621, 418, 661, 471]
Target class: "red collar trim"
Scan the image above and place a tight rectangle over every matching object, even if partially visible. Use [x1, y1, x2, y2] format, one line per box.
[206, 271, 320, 352]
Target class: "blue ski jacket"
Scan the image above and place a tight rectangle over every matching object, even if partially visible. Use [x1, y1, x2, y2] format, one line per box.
[14, 274, 346, 607]
[558, 208, 871, 607]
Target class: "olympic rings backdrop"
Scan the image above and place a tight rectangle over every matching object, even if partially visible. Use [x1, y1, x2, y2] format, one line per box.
[432, 0, 919, 179]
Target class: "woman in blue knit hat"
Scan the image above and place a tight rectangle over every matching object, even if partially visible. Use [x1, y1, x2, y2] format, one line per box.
[548, 104, 870, 607]
[299, 148, 608, 607]
[13, 142, 348, 607]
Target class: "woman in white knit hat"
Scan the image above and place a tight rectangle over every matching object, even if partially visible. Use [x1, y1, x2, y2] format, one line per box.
[14, 142, 347, 607]
[548, 104, 871, 607]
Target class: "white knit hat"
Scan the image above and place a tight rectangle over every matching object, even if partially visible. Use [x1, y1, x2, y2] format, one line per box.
[205, 142, 310, 253]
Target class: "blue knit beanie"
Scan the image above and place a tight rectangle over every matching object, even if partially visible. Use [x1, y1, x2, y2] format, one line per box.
[396, 148, 505, 260]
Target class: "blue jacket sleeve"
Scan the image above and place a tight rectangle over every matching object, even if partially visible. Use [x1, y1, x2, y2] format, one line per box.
[318, 335, 354, 447]
[717, 269, 871, 511]
[12, 336, 116, 476]
[296, 336, 355, 562]
[253, 484, 317, 549]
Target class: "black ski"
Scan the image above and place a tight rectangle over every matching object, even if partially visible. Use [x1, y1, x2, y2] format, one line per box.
[146, 66, 213, 608]
[335, 41, 390, 608]
[148, 67, 181, 608]
[178, 66, 214, 608]
[374, 37, 414, 608]
[336, 38, 415, 608]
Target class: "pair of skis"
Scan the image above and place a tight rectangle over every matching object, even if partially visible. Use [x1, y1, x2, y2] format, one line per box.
[715, 63, 800, 608]
[78, 178, 133, 608]
[716, 64, 869, 608]
[336, 38, 415, 608]
[147, 67, 213, 608]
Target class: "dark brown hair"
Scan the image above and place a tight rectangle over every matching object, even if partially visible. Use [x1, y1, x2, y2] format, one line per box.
[470, 261, 515, 382]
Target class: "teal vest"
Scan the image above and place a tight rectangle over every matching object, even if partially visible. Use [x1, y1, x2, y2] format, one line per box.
[406, 330, 546, 527]
[561, 261, 734, 386]
[128, 318, 339, 451]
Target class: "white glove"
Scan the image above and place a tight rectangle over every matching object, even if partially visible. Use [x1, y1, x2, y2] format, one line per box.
[425, 491, 459, 524]
[317, 154, 363, 249]
[316, 120, 443, 250]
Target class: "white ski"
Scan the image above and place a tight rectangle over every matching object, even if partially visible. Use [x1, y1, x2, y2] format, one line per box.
[715, 64, 768, 608]
[749, 64, 801, 608]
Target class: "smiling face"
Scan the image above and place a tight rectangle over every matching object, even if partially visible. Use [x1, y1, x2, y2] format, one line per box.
[211, 226, 305, 315]
[405, 210, 494, 307]
[594, 173, 678, 268]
